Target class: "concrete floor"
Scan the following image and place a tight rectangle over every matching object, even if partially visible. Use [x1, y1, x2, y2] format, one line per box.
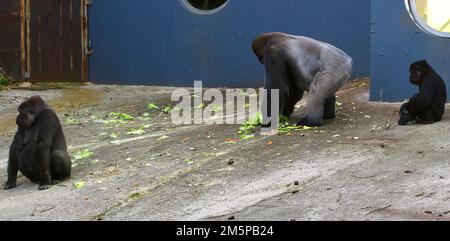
[0, 80, 449, 221]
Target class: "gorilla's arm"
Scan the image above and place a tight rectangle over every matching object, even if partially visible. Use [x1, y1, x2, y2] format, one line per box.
[37, 142, 52, 189]
[35, 111, 57, 189]
[4, 134, 20, 190]
[408, 77, 436, 114]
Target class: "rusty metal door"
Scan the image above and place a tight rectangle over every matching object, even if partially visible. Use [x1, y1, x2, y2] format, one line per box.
[0, 0, 21, 79]
[26, 0, 88, 82]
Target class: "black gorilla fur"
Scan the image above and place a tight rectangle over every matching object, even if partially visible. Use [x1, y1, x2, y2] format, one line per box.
[398, 60, 447, 125]
[4, 96, 71, 190]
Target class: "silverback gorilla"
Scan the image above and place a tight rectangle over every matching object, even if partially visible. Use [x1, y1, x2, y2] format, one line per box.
[4, 96, 71, 190]
[252, 32, 353, 127]
[398, 60, 447, 125]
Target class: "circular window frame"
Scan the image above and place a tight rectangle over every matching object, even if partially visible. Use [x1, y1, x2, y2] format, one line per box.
[179, 0, 229, 15]
[405, 0, 450, 38]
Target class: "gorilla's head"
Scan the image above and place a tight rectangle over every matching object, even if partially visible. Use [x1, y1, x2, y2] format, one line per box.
[409, 60, 430, 85]
[16, 96, 49, 128]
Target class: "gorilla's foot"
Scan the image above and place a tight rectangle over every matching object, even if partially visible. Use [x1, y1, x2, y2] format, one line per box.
[416, 119, 434, 125]
[38, 184, 51, 190]
[297, 117, 322, 127]
[397, 120, 409, 126]
[3, 182, 17, 190]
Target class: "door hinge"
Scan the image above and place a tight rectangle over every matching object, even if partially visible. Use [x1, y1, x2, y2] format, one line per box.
[85, 41, 93, 55]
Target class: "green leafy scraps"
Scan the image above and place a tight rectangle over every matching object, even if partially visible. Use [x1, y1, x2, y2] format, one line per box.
[237, 113, 264, 139]
[127, 127, 146, 135]
[73, 149, 94, 160]
[156, 135, 169, 143]
[240, 134, 255, 140]
[278, 125, 318, 134]
[74, 181, 85, 189]
[64, 117, 83, 125]
[110, 112, 134, 121]
[147, 103, 159, 110]
[127, 192, 142, 201]
[237, 113, 318, 136]
[184, 158, 194, 165]
[161, 105, 174, 114]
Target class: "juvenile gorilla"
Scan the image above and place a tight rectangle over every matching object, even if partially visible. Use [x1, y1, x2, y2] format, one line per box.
[398, 60, 447, 125]
[4, 96, 71, 190]
[252, 32, 353, 126]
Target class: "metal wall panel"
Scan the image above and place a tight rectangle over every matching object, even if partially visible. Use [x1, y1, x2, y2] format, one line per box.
[370, 0, 450, 101]
[89, 0, 371, 87]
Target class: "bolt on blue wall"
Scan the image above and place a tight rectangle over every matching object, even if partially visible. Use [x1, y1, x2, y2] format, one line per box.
[89, 0, 370, 87]
[370, 0, 450, 102]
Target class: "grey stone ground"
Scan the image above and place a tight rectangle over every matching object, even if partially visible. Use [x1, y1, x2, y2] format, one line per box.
[0, 80, 449, 221]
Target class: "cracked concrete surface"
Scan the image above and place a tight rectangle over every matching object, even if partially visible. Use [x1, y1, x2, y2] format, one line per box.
[0, 80, 449, 221]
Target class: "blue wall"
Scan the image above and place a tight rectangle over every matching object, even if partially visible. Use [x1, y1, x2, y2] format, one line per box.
[89, 0, 370, 87]
[370, 0, 450, 101]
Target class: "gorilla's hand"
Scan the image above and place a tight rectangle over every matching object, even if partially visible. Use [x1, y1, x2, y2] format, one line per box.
[398, 111, 415, 125]
[400, 102, 409, 115]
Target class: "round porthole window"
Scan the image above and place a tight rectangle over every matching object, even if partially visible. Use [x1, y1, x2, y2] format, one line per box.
[180, 0, 229, 15]
[405, 0, 450, 38]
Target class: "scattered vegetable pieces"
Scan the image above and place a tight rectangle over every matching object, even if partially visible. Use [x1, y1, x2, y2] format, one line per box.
[237, 113, 262, 136]
[236, 113, 318, 138]
[184, 158, 194, 165]
[64, 117, 83, 125]
[147, 103, 159, 110]
[127, 127, 146, 135]
[162, 105, 174, 114]
[128, 192, 142, 201]
[240, 134, 255, 140]
[73, 149, 94, 160]
[73, 181, 85, 189]
[110, 112, 134, 121]
[156, 135, 169, 143]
